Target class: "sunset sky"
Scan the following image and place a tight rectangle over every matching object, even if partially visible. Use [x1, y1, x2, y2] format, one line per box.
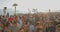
[0, 0, 60, 12]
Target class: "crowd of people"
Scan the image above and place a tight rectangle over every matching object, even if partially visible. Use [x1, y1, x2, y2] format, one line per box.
[0, 13, 60, 32]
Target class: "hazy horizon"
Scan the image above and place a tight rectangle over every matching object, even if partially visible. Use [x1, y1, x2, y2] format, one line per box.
[0, 0, 60, 13]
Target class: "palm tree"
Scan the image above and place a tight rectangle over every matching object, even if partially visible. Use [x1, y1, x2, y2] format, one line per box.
[3, 7, 7, 16]
[13, 3, 18, 15]
[28, 8, 31, 14]
[49, 9, 51, 12]
[32, 8, 37, 14]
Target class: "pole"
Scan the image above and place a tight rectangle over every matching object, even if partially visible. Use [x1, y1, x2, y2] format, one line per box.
[15, 6, 16, 15]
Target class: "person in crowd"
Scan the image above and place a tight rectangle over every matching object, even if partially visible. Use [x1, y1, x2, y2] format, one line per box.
[17, 16, 23, 29]
[0, 16, 1, 22]
[8, 16, 14, 23]
[23, 23, 29, 32]
[11, 21, 19, 32]
[48, 22, 56, 32]
[1, 16, 6, 24]
[29, 21, 35, 32]
[36, 21, 44, 32]
[0, 22, 3, 32]
[56, 24, 60, 32]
